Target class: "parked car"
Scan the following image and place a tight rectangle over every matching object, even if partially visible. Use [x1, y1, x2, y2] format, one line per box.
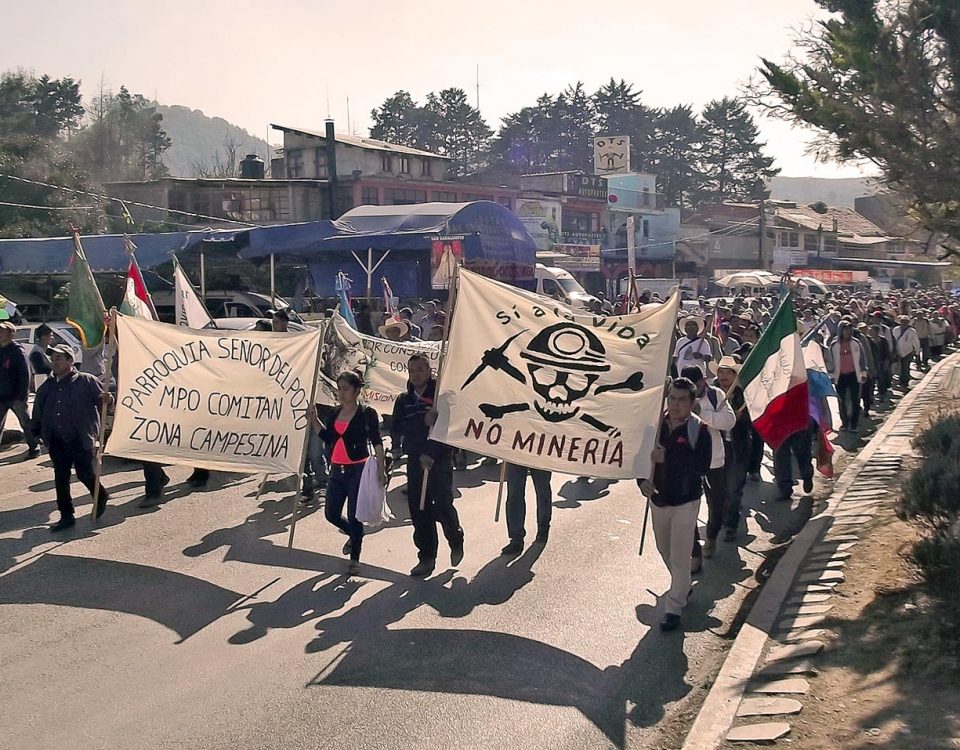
[14, 322, 84, 366]
[151, 290, 300, 324]
[204, 317, 314, 332]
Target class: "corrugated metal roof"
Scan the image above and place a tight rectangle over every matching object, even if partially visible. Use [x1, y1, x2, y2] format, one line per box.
[271, 124, 452, 160]
[776, 204, 886, 236]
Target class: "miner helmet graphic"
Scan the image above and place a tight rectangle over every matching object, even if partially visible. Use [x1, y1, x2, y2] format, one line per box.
[520, 322, 610, 422]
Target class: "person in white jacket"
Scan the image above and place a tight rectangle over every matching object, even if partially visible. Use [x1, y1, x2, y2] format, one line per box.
[680, 365, 736, 568]
[892, 316, 922, 391]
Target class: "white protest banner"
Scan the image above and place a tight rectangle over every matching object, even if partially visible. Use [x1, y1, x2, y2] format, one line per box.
[173, 259, 213, 329]
[431, 269, 679, 479]
[318, 313, 442, 408]
[106, 314, 322, 474]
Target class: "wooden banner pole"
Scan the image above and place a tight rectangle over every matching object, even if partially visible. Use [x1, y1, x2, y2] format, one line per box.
[289, 329, 326, 549]
[90, 309, 118, 522]
[493, 460, 507, 522]
[420, 262, 459, 512]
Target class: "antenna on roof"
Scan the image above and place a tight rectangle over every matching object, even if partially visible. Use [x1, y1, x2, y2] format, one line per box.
[475, 64, 480, 111]
[326, 87, 331, 119]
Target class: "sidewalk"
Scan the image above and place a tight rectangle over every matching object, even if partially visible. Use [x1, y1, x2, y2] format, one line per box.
[681, 352, 960, 749]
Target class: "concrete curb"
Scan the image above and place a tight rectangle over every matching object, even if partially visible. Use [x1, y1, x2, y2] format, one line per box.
[681, 353, 960, 750]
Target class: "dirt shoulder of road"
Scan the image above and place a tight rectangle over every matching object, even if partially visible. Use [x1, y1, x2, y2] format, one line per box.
[784, 405, 960, 750]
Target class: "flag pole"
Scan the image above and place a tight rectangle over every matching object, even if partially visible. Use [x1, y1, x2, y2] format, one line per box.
[639, 289, 681, 556]
[420, 262, 459, 512]
[289, 330, 325, 549]
[90, 308, 118, 523]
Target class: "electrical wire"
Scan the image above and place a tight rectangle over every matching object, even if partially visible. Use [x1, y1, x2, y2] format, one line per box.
[0, 173, 261, 228]
[0, 200, 101, 211]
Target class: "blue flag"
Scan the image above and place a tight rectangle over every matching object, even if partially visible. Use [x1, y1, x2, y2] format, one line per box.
[336, 272, 357, 329]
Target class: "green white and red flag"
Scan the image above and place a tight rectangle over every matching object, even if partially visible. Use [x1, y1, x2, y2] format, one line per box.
[738, 294, 809, 450]
[119, 237, 157, 320]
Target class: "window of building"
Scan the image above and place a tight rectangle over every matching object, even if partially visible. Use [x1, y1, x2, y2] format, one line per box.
[400, 156, 410, 174]
[642, 187, 651, 208]
[380, 154, 393, 172]
[287, 149, 304, 178]
[383, 188, 427, 205]
[314, 148, 328, 178]
[779, 231, 799, 247]
[421, 159, 432, 177]
[461, 193, 488, 202]
[804, 233, 819, 254]
[823, 236, 838, 254]
[432, 191, 458, 202]
[361, 186, 380, 205]
[642, 219, 650, 239]
[214, 187, 290, 223]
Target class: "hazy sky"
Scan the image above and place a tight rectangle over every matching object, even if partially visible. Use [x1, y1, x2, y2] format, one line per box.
[1, 0, 872, 178]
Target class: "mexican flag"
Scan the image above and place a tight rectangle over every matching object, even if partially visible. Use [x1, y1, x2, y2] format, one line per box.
[66, 229, 107, 348]
[119, 252, 157, 320]
[739, 295, 809, 450]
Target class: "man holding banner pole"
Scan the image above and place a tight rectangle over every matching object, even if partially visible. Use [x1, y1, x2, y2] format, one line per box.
[390, 354, 463, 578]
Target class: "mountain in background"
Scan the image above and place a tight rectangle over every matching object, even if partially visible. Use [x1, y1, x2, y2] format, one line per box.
[157, 105, 270, 177]
[768, 175, 881, 208]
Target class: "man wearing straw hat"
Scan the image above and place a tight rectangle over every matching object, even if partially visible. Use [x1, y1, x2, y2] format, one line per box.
[30, 344, 111, 530]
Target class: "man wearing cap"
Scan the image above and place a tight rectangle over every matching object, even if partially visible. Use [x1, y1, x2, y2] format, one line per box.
[680, 365, 736, 567]
[892, 316, 921, 390]
[31, 344, 111, 530]
[712, 356, 751, 542]
[0, 321, 39, 458]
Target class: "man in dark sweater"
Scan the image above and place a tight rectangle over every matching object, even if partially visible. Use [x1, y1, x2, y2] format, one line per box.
[390, 354, 463, 578]
[0, 321, 39, 457]
[638, 377, 712, 631]
[31, 344, 111, 530]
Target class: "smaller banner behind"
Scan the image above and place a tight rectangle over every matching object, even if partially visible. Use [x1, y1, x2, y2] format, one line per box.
[431, 269, 679, 479]
[106, 315, 322, 474]
[318, 314, 441, 408]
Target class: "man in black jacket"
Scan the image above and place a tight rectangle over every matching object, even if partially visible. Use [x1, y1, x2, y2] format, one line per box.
[31, 344, 111, 530]
[638, 377, 712, 632]
[390, 354, 463, 578]
[0, 321, 39, 458]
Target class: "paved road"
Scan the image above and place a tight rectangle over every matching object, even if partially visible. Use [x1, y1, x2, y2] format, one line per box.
[0, 426, 835, 750]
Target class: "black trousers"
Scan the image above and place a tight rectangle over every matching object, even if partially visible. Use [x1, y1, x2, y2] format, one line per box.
[0, 400, 37, 449]
[747, 425, 765, 475]
[325, 463, 364, 561]
[773, 425, 814, 498]
[143, 462, 169, 496]
[48, 435, 107, 520]
[836, 372, 861, 429]
[407, 460, 462, 562]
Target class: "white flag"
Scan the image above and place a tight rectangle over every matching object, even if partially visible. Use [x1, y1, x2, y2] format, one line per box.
[174, 261, 213, 329]
[431, 269, 679, 479]
[106, 314, 322, 474]
[318, 313, 441, 408]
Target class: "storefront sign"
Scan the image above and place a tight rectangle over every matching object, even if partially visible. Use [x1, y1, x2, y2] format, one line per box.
[570, 175, 608, 200]
[593, 136, 631, 175]
[515, 199, 562, 251]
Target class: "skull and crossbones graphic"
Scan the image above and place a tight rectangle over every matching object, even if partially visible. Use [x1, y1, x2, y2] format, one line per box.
[461, 322, 644, 436]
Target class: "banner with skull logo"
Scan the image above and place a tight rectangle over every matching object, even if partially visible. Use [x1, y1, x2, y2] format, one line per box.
[431, 269, 680, 479]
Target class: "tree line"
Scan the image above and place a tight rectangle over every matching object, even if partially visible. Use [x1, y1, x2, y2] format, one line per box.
[0, 70, 174, 237]
[370, 78, 779, 209]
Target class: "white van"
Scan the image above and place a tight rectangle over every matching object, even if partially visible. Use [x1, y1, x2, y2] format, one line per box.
[534, 264, 598, 309]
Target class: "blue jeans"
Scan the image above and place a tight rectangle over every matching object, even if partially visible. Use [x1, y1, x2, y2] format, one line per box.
[505, 464, 552, 542]
[303, 430, 329, 492]
[325, 463, 364, 561]
[773, 424, 814, 498]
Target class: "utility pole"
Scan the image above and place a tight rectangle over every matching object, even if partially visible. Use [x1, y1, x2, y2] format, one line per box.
[475, 64, 480, 111]
[758, 198, 766, 268]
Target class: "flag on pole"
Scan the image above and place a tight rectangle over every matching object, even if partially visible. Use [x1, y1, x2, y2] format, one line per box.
[336, 272, 357, 329]
[119, 238, 157, 320]
[173, 257, 213, 328]
[382, 276, 396, 316]
[738, 294, 809, 450]
[65, 226, 107, 349]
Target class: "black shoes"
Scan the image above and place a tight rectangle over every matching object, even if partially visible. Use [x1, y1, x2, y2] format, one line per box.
[723, 527, 737, 543]
[803, 476, 814, 494]
[500, 539, 524, 556]
[659, 613, 681, 632]
[409, 559, 435, 578]
[95, 491, 109, 519]
[26, 446, 40, 459]
[450, 542, 464, 567]
[49, 517, 76, 532]
[347, 561, 360, 575]
[342, 538, 353, 556]
[534, 527, 549, 545]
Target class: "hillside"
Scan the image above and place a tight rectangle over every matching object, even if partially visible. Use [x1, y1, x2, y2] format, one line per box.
[157, 105, 271, 177]
[768, 176, 881, 208]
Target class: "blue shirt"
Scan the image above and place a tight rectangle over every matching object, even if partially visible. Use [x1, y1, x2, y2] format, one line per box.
[32, 369, 103, 449]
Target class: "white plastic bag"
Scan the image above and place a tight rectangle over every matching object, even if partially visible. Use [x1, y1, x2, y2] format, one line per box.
[356, 456, 393, 527]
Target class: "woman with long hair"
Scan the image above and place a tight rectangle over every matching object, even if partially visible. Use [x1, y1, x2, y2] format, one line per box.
[308, 371, 387, 574]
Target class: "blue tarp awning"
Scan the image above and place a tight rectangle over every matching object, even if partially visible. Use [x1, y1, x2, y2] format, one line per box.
[0, 230, 207, 275]
[232, 221, 339, 260]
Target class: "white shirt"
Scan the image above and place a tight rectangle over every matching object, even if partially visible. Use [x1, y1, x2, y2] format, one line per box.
[674, 336, 713, 373]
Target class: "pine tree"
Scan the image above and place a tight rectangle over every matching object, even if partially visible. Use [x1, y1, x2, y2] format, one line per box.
[696, 97, 778, 205]
[650, 105, 702, 210]
[369, 90, 421, 146]
[552, 82, 594, 172]
[592, 78, 657, 171]
[419, 88, 492, 177]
